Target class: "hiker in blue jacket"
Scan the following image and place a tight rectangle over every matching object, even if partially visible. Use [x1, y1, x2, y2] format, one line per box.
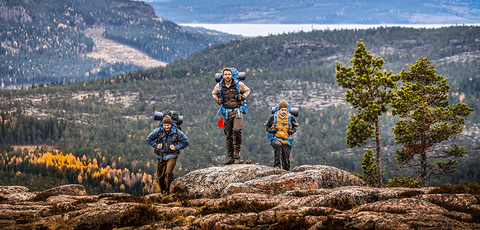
[146, 115, 189, 195]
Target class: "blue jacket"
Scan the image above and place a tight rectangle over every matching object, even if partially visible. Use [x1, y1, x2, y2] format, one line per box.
[146, 125, 189, 159]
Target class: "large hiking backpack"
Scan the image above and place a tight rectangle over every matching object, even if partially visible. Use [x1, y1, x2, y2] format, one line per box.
[267, 104, 299, 147]
[154, 110, 183, 130]
[215, 68, 248, 115]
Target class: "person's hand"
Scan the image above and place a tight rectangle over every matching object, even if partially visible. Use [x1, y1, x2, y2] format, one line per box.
[268, 127, 278, 134]
[170, 144, 175, 151]
[216, 98, 222, 104]
[157, 143, 163, 149]
[287, 129, 294, 135]
[237, 94, 245, 100]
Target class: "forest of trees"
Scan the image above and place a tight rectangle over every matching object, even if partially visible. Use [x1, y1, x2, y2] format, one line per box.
[1, 26, 480, 194]
[0, 146, 158, 195]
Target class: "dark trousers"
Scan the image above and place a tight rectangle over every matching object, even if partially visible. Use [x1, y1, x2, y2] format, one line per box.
[223, 112, 243, 158]
[157, 158, 176, 194]
[270, 139, 291, 170]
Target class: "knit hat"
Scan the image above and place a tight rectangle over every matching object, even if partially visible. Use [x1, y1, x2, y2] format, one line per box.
[162, 115, 172, 124]
[278, 100, 288, 110]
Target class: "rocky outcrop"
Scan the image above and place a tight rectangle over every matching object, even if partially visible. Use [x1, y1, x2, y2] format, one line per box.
[171, 164, 366, 198]
[0, 165, 479, 229]
[171, 164, 284, 198]
[223, 165, 367, 197]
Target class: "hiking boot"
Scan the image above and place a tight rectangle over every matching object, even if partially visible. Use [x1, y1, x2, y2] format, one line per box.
[234, 151, 241, 159]
[224, 157, 235, 165]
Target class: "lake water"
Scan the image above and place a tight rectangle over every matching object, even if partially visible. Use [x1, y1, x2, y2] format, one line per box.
[180, 23, 480, 37]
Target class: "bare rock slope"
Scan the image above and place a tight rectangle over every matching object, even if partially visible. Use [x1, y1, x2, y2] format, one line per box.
[1, 164, 479, 229]
[84, 28, 167, 69]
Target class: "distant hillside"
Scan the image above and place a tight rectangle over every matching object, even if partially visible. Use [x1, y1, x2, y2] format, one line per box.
[1, 26, 480, 194]
[151, 0, 480, 24]
[0, 0, 241, 89]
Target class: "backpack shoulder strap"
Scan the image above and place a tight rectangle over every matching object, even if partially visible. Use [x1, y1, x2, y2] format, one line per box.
[235, 79, 241, 94]
[174, 129, 179, 144]
[218, 80, 224, 101]
[288, 113, 292, 129]
[173, 129, 180, 154]
[273, 112, 278, 127]
[156, 127, 165, 144]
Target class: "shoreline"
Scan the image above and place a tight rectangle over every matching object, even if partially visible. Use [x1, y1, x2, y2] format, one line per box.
[180, 23, 480, 37]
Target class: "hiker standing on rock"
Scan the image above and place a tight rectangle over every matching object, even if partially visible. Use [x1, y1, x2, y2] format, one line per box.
[212, 67, 250, 165]
[146, 115, 189, 195]
[264, 100, 299, 170]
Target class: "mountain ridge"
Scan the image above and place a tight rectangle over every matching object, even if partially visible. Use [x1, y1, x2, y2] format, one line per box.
[0, 0, 240, 88]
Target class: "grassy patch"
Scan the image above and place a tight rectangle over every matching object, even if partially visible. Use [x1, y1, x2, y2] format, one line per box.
[146, 195, 176, 204]
[172, 193, 199, 207]
[268, 215, 310, 230]
[47, 203, 80, 216]
[72, 197, 98, 205]
[397, 190, 425, 199]
[303, 207, 336, 216]
[29, 191, 58, 202]
[428, 183, 480, 195]
[320, 216, 349, 230]
[117, 204, 163, 227]
[97, 193, 178, 205]
[101, 195, 146, 203]
[201, 199, 276, 215]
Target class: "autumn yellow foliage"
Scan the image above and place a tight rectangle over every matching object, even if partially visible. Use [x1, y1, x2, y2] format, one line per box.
[1, 150, 157, 194]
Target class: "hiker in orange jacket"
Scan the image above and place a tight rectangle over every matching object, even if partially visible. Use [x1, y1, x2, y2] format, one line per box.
[264, 100, 299, 170]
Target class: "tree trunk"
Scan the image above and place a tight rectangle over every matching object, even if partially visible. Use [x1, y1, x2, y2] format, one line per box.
[375, 119, 382, 187]
[420, 152, 427, 187]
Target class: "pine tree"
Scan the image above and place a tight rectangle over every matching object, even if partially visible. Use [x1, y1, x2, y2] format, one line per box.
[354, 147, 377, 187]
[335, 40, 398, 187]
[391, 57, 474, 186]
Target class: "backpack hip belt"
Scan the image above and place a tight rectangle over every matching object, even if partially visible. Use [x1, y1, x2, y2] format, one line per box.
[225, 107, 241, 117]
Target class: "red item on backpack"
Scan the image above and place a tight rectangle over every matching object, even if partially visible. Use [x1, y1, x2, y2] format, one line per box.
[217, 118, 224, 128]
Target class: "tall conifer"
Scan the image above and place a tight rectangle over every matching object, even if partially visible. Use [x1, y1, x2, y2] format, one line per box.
[391, 57, 473, 186]
[335, 40, 398, 187]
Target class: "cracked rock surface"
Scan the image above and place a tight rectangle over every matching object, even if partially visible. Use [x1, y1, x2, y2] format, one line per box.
[1, 165, 479, 229]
